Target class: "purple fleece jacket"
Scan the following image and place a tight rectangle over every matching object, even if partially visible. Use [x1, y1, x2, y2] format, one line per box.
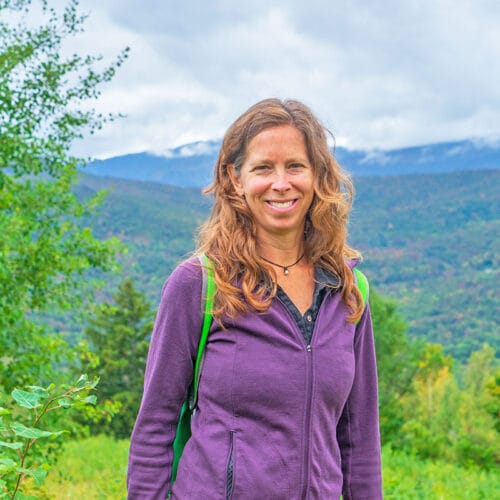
[127, 258, 382, 499]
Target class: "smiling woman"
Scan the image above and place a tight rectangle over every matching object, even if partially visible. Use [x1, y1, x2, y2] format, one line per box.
[127, 98, 382, 499]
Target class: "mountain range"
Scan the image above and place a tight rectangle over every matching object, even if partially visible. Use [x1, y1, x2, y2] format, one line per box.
[83, 137, 500, 187]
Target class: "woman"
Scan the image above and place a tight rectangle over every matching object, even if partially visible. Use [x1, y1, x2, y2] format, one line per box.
[127, 98, 382, 499]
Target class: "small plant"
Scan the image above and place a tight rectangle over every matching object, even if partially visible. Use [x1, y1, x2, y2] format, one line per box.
[0, 374, 99, 499]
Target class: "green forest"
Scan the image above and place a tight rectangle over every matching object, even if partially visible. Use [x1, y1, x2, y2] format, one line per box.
[0, 1, 498, 498]
[76, 167, 499, 361]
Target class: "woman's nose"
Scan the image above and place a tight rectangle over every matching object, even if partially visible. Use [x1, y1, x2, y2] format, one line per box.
[271, 170, 291, 192]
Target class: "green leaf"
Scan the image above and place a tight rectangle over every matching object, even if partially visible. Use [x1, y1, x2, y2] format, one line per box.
[58, 397, 73, 408]
[25, 385, 49, 398]
[0, 457, 17, 474]
[75, 374, 89, 389]
[75, 374, 99, 391]
[16, 467, 48, 486]
[89, 376, 100, 389]
[0, 407, 10, 416]
[0, 440, 23, 450]
[11, 389, 41, 409]
[10, 422, 62, 439]
[0, 457, 17, 467]
[80, 395, 97, 405]
[31, 467, 49, 486]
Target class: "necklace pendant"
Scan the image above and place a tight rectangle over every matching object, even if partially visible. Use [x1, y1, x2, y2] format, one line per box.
[284, 267, 289, 276]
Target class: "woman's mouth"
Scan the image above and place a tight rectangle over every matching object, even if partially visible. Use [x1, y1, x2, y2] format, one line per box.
[267, 200, 297, 209]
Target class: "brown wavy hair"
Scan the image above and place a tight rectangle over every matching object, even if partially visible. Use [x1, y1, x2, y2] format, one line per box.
[197, 98, 363, 323]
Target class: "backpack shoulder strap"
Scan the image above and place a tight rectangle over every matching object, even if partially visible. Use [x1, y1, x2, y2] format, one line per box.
[191, 254, 215, 408]
[353, 267, 369, 324]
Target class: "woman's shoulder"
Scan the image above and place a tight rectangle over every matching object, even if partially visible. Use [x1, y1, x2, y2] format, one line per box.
[170, 255, 203, 279]
[161, 255, 204, 299]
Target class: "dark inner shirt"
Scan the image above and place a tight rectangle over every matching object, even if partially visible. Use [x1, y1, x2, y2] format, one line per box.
[276, 266, 340, 344]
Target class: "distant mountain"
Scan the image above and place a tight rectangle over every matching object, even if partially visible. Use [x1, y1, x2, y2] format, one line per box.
[83, 138, 500, 187]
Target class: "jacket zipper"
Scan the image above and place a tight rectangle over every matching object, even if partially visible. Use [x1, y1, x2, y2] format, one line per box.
[276, 296, 320, 499]
[301, 342, 313, 498]
[226, 430, 235, 499]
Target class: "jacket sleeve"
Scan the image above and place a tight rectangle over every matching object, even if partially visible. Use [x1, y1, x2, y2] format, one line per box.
[127, 260, 203, 499]
[337, 302, 383, 499]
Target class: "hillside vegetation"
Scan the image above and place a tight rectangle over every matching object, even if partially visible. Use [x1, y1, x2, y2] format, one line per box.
[351, 169, 499, 358]
[41, 437, 500, 499]
[77, 168, 499, 360]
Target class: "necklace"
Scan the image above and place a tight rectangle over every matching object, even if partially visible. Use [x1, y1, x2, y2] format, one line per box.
[260, 253, 305, 276]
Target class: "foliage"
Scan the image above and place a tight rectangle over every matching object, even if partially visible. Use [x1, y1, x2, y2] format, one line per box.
[398, 343, 499, 469]
[0, 0, 127, 391]
[455, 345, 499, 469]
[370, 289, 421, 444]
[0, 375, 98, 498]
[370, 289, 499, 470]
[398, 343, 458, 461]
[79, 279, 153, 439]
[40, 437, 500, 499]
[382, 445, 500, 499]
[351, 169, 499, 360]
[74, 174, 212, 304]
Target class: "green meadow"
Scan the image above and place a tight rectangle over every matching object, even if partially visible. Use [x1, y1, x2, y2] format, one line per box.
[40, 438, 500, 499]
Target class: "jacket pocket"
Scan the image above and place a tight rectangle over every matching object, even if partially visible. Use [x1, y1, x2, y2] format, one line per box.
[225, 430, 236, 499]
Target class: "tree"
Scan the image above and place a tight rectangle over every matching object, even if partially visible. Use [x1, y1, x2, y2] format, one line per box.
[0, 375, 99, 496]
[80, 278, 153, 438]
[396, 342, 500, 468]
[399, 343, 459, 461]
[370, 289, 421, 444]
[455, 344, 499, 469]
[0, 0, 128, 391]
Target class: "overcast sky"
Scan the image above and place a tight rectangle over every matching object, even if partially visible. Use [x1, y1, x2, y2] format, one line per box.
[54, 0, 500, 158]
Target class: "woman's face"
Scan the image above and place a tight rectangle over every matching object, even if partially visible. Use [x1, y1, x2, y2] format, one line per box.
[230, 124, 315, 242]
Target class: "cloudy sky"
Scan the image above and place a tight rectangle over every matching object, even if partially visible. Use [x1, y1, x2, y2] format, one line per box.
[54, 0, 500, 158]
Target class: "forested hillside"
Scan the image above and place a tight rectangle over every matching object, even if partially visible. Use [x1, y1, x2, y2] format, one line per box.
[77, 168, 499, 360]
[351, 169, 498, 358]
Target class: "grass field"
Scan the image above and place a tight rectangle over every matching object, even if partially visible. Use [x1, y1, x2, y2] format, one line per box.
[39, 437, 500, 499]
[42, 436, 129, 499]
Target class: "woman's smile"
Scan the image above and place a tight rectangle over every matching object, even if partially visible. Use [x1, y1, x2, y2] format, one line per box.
[266, 199, 297, 210]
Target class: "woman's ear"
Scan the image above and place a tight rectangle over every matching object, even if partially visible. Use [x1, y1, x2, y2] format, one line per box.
[228, 164, 244, 196]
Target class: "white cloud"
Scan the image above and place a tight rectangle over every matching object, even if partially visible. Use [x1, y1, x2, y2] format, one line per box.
[360, 150, 391, 165]
[49, 0, 500, 158]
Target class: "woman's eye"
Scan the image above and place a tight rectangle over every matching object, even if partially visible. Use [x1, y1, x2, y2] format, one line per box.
[253, 165, 271, 172]
[289, 163, 304, 170]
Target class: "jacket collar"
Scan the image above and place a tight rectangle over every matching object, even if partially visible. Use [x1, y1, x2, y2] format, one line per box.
[315, 265, 340, 290]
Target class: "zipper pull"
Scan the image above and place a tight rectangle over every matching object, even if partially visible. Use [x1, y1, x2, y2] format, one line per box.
[306, 344, 312, 352]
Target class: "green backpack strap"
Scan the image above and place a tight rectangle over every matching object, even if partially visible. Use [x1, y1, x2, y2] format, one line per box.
[191, 253, 215, 407]
[353, 267, 369, 325]
[170, 254, 215, 487]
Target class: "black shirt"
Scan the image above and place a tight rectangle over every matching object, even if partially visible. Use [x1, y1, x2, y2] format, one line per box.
[276, 266, 340, 344]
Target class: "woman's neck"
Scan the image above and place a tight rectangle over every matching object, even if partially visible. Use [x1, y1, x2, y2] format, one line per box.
[257, 237, 304, 265]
